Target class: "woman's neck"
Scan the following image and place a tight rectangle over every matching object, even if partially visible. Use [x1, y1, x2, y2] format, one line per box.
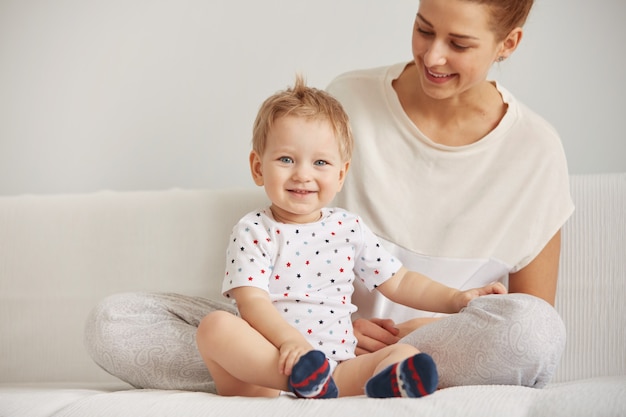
[393, 63, 506, 147]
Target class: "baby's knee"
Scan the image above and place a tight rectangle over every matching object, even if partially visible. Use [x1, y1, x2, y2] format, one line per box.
[196, 310, 238, 347]
[390, 342, 421, 358]
[198, 310, 232, 333]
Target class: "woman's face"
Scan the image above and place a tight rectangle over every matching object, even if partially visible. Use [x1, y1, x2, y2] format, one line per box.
[411, 0, 503, 100]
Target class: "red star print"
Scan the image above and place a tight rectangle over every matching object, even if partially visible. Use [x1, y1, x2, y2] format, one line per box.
[374, 269, 380, 275]
[260, 269, 265, 274]
[248, 277, 253, 281]
[286, 262, 291, 267]
[253, 239, 259, 244]
[275, 275, 280, 280]
[307, 329, 312, 334]
[339, 267, 344, 273]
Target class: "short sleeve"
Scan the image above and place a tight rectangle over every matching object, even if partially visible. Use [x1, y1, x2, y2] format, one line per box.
[222, 213, 276, 299]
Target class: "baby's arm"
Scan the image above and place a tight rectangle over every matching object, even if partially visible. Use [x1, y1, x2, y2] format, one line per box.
[231, 286, 313, 375]
[376, 266, 507, 314]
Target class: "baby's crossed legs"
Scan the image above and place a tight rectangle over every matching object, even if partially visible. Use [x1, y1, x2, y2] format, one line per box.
[333, 344, 438, 397]
[196, 309, 437, 398]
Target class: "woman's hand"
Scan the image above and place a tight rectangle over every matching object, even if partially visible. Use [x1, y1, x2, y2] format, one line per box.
[353, 318, 400, 355]
[453, 282, 508, 312]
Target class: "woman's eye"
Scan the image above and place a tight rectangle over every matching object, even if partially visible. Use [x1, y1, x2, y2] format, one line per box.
[314, 160, 328, 166]
[451, 42, 470, 51]
[416, 26, 433, 37]
[279, 157, 293, 164]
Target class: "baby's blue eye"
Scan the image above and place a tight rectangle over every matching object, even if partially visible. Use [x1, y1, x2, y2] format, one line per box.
[314, 160, 328, 166]
[279, 157, 293, 163]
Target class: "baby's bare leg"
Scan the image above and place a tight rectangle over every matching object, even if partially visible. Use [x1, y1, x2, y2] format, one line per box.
[196, 310, 284, 397]
[332, 343, 435, 397]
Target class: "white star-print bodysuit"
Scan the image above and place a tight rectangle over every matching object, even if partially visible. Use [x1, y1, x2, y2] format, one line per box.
[222, 207, 401, 363]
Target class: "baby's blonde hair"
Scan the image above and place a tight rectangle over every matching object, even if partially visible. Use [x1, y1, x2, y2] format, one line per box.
[252, 75, 353, 162]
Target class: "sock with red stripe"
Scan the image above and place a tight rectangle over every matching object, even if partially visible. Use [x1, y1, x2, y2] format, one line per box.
[288, 350, 338, 399]
[365, 353, 438, 398]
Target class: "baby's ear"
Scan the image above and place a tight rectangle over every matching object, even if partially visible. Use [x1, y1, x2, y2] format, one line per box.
[249, 151, 264, 186]
[337, 160, 350, 190]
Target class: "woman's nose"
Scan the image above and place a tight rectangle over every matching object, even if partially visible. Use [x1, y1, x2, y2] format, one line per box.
[423, 41, 447, 67]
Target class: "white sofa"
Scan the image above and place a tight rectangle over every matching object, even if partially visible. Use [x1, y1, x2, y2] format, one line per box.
[1, 173, 625, 417]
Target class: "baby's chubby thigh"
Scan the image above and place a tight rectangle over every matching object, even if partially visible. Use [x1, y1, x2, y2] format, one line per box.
[332, 343, 420, 396]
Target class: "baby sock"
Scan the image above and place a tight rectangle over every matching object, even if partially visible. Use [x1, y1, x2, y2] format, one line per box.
[365, 353, 438, 398]
[288, 350, 338, 399]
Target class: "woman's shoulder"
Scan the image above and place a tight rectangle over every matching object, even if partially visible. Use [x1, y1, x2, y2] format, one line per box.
[497, 83, 559, 139]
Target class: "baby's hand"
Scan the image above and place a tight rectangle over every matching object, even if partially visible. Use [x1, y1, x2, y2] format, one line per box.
[454, 282, 507, 311]
[278, 341, 313, 376]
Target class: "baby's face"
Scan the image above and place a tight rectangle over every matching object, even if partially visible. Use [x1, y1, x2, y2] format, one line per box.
[250, 115, 349, 224]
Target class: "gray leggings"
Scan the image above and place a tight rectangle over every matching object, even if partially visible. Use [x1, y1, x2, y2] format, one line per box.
[84, 292, 565, 391]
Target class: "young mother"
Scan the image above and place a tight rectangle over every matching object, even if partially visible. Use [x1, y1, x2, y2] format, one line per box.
[85, 0, 573, 391]
[325, 0, 573, 388]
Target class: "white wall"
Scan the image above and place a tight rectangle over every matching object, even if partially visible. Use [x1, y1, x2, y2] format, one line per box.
[1, 0, 624, 196]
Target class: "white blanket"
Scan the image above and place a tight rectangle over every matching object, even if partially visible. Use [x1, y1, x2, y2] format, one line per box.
[2, 377, 625, 417]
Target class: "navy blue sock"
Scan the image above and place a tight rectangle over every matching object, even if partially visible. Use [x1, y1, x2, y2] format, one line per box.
[365, 353, 438, 398]
[288, 350, 338, 399]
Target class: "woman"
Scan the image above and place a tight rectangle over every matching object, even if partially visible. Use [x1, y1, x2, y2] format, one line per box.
[85, 0, 573, 391]
[326, 0, 573, 388]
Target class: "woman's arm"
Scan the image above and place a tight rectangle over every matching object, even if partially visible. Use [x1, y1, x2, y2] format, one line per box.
[508, 229, 562, 306]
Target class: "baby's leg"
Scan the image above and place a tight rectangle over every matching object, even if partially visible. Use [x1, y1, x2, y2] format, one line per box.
[332, 344, 437, 397]
[196, 310, 284, 397]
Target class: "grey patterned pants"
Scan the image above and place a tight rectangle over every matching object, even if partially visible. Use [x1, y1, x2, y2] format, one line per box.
[84, 292, 565, 391]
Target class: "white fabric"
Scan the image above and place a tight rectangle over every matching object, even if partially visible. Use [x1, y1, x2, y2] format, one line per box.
[327, 63, 574, 321]
[2, 377, 625, 417]
[223, 207, 400, 362]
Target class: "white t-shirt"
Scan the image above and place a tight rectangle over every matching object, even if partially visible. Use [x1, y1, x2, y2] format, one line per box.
[222, 207, 401, 362]
[327, 63, 575, 322]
